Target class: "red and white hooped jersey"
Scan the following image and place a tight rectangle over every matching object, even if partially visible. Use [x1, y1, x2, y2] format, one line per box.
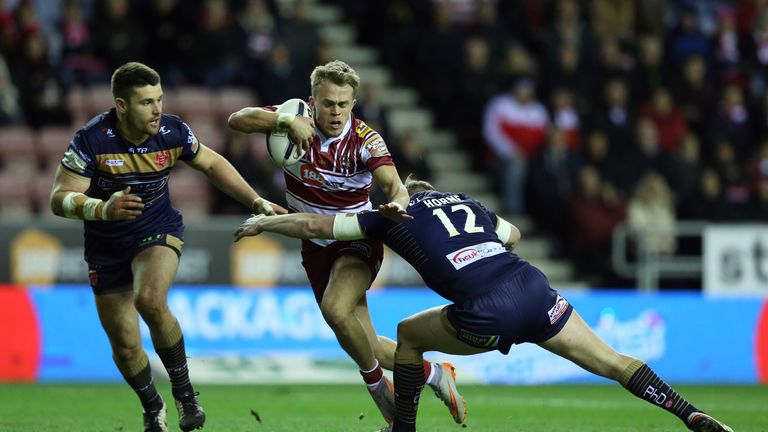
[266, 106, 394, 246]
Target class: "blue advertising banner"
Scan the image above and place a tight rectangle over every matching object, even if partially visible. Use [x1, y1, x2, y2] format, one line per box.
[24, 286, 766, 384]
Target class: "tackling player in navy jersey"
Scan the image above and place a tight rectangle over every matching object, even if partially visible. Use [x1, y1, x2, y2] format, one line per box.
[50, 62, 286, 432]
[234, 175, 733, 432]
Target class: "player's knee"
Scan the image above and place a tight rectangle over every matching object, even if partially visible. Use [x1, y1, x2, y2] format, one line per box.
[319, 298, 351, 329]
[134, 293, 168, 324]
[396, 319, 418, 347]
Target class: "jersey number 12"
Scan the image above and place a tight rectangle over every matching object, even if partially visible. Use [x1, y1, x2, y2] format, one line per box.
[433, 205, 484, 237]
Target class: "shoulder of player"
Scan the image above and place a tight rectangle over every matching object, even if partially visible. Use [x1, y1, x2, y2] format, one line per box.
[352, 118, 382, 141]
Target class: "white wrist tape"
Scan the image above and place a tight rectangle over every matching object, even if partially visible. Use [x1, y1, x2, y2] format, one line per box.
[277, 112, 296, 130]
[62, 192, 83, 219]
[253, 198, 273, 215]
[62, 192, 104, 220]
[496, 218, 513, 244]
[82, 198, 103, 221]
[332, 214, 365, 240]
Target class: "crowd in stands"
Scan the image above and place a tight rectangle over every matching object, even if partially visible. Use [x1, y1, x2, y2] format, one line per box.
[342, 0, 768, 285]
[1, 0, 767, 286]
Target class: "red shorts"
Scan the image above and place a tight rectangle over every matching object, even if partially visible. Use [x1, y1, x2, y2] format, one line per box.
[301, 238, 384, 303]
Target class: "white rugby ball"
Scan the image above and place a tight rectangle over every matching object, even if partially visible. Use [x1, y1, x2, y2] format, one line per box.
[267, 98, 312, 167]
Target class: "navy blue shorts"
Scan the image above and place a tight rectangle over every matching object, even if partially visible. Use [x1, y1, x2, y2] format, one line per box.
[85, 225, 184, 295]
[445, 263, 573, 354]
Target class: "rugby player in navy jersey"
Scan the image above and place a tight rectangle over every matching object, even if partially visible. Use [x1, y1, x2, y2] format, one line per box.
[234, 175, 734, 432]
[50, 62, 286, 432]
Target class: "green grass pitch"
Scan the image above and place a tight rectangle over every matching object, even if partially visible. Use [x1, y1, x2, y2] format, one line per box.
[0, 383, 765, 431]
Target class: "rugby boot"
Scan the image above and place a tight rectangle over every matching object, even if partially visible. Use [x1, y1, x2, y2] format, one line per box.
[174, 391, 206, 431]
[427, 362, 466, 424]
[143, 397, 168, 432]
[368, 375, 396, 424]
[687, 412, 734, 432]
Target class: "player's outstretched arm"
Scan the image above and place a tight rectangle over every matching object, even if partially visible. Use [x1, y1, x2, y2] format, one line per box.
[187, 144, 287, 215]
[50, 166, 144, 221]
[234, 213, 336, 241]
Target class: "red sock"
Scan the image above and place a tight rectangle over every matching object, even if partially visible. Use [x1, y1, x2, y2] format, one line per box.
[422, 360, 432, 379]
[360, 361, 384, 385]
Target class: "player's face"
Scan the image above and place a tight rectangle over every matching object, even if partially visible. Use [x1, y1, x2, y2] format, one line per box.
[309, 81, 356, 138]
[118, 84, 163, 139]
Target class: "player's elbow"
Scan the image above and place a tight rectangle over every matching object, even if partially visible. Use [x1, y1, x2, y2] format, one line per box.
[227, 111, 244, 131]
[305, 217, 334, 239]
[507, 225, 521, 250]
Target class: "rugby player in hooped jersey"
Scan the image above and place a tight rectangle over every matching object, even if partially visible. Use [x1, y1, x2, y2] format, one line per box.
[50, 62, 286, 432]
[234, 176, 734, 432]
[228, 60, 466, 426]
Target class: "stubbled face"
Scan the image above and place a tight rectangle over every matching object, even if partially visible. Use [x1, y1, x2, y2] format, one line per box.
[118, 84, 163, 140]
[309, 81, 355, 138]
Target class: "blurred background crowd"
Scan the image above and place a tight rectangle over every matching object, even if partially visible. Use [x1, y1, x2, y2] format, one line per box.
[1, 0, 766, 287]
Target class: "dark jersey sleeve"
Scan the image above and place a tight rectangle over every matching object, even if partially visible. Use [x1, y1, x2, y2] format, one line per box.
[178, 120, 202, 162]
[356, 210, 390, 241]
[60, 131, 97, 178]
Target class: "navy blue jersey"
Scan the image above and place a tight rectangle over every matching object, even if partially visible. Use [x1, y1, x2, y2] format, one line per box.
[61, 108, 200, 242]
[357, 190, 528, 303]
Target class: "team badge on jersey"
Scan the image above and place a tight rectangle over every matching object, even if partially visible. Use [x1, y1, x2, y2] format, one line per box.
[155, 150, 169, 169]
[62, 148, 89, 174]
[548, 295, 570, 325]
[363, 133, 389, 158]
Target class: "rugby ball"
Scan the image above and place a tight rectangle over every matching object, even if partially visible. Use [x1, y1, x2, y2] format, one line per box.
[267, 98, 312, 167]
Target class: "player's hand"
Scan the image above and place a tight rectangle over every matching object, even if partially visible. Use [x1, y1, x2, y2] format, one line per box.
[289, 116, 315, 153]
[234, 214, 266, 242]
[252, 197, 288, 216]
[104, 186, 144, 220]
[378, 202, 413, 222]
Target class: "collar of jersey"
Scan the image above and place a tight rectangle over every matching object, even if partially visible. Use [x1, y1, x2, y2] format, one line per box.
[317, 117, 352, 152]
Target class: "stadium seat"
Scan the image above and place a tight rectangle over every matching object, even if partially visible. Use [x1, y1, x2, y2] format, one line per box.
[66, 85, 89, 125]
[0, 172, 35, 216]
[0, 127, 40, 175]
[30, 168, 57, 216]
[168, 169, 212, 221]
[187, 119, 224, 153]
[38, 126, 77, 171]
[85, 84, 113, 118]
[215, 87, 258, 121]
[163, 86, 216, 124]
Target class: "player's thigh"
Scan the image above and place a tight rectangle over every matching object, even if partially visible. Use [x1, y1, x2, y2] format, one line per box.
[131, 245, 180, 301]
[324, 255, 371, 309]
[398, 306, 491, 356]
[537, 310, 625, 378]
[95, 290, 141, 350]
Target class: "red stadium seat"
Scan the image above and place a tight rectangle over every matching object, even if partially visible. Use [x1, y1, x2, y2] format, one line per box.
[84, 84, 113, 118]
[168, 169, 211, 221]
[0, 172, 35, 216]
[215, 87, 258, 122]
[38, 126, 78, 171]
[163, 86, 216, 124]
[0, 127, 39, 175]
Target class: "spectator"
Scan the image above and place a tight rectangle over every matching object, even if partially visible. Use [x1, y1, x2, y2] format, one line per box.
[526, 127, 582, 256]
[566, 165, 626, 284]
[193, 0, 243, 88]
[279, 0, 320, 80]
[0, 53, 22, 124]
[641, 87, 689, 153]
[483, 77, 549, 214]
[90, 0, 145, 71]
[628, 171, 677, 256]
[550, 87, 581, 150]
[13, 32, 70, 129]
[678, 168, 738, 221]
[674, 54, 715, 137]
[590, 0, 636, 41]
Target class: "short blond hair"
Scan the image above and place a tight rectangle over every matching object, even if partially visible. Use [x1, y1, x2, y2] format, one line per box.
[310, 60, 360, 97]
[404, 174, 435, 195]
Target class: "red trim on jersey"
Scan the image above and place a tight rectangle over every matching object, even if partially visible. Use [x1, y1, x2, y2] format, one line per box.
[366, 155, 394, 172]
